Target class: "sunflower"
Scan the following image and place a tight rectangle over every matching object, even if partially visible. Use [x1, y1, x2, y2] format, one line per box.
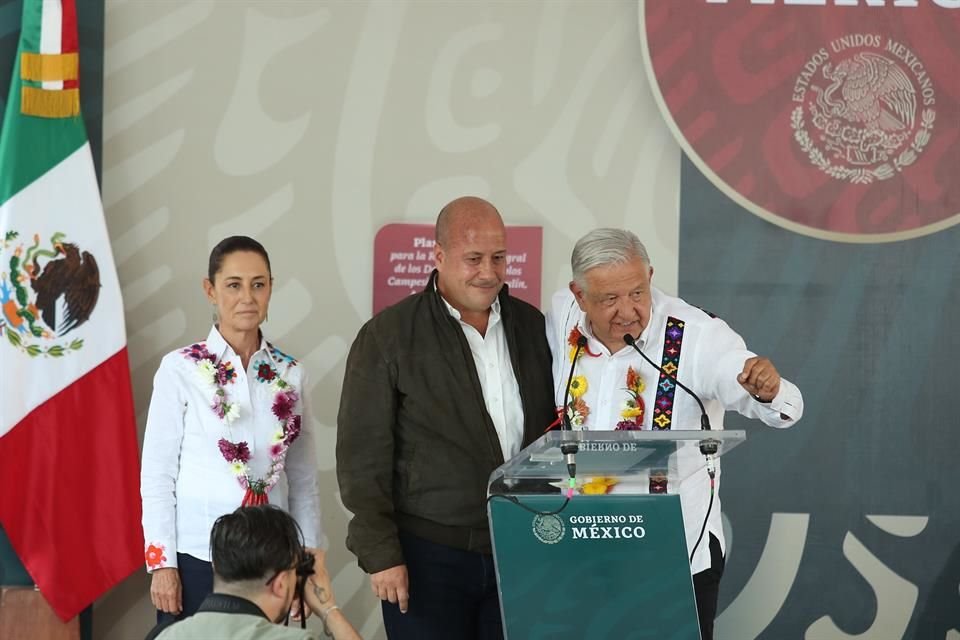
[568, 375, 588, 399]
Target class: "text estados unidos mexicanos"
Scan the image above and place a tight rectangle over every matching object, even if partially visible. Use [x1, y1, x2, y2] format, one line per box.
[569, 514, 646, 540]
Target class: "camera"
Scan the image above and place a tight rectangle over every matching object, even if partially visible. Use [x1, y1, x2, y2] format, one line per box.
[287, 548, 315, 628]
[296, 549, 315, 579]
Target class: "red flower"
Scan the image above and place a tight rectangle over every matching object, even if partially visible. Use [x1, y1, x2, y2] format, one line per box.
[567, 326, 601, 358]
[272, 390, 298, 421]
[145, 543, 166, 569]
[284, 415, 302, 445]
[181, 343, 214, 363]
[257, 363, 276, 382]
[217, 438, 251, 463]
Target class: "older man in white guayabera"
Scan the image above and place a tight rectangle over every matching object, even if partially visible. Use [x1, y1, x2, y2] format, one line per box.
[546, 228, 804, 640]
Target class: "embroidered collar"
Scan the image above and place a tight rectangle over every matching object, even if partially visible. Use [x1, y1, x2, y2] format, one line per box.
[204, 325, 281, 370]
[574, 296, 659, 355]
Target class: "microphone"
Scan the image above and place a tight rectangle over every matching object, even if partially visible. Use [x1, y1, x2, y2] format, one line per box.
[622, 333, 718, 465]
[562, 334, 588, 431]
[622, 333, 710, 431]
[623, 332, 718, 565]
[560, 334, 588, 496]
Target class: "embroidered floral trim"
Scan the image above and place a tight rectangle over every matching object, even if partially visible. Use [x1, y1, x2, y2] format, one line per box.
[652, 317, 686, 430]
[567, 326, 601, 363]
[254, 359, 277, 383]
[565, 366, 645, 430]
[145, 543, 167, 569]
[181, 343, 239, 423]
[616, 366, 646, 431]
[268, 342, 298, 365]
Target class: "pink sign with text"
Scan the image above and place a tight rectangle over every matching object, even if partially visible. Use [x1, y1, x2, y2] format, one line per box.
[372, 223, 542, 315]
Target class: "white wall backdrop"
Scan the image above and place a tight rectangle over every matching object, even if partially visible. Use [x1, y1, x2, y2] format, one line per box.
[95, 1, 681, 637]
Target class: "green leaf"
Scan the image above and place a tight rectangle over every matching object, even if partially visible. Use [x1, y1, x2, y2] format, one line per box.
[4, 231, 17, 241]
[7, 330, 21, 346]
[47, 345, 64, 357]
[26, 344, 42, 357]
[69, 339, 84, 350]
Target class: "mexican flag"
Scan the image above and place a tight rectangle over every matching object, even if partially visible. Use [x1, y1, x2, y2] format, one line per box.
[0, 0, 142, 621]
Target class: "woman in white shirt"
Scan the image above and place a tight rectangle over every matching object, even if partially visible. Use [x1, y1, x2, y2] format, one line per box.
[140, 236, 325, 623]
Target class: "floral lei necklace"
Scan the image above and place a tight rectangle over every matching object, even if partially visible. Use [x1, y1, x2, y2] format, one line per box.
[564, 327, 646, 430]
[181, 343, 302, 506]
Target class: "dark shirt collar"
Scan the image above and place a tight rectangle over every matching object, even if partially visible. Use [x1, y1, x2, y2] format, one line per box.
[197, 593, 269, 619]
[143, 594, 270, 640]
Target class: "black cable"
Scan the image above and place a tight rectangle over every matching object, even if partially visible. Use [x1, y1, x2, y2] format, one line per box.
[688, 470, 716, 563]
[487, 493, 571, 516]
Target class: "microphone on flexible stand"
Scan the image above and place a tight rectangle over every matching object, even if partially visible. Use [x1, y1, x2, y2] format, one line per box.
[623, 332, 718, 564]
[621, 333, 718, 463]
[560, 334, 588, 498]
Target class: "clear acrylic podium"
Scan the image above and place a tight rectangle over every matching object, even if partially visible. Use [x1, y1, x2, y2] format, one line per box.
[487, 429, 745, 640]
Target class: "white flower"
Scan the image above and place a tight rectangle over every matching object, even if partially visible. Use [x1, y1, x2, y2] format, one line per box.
[196, 360, 216, 387]
[229, 461, 247, 476]
[224, 403, 240, 423]
[271, 429, 286, 444]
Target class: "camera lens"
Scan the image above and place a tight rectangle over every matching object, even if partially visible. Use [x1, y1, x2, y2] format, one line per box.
[296, 550, 315, 577]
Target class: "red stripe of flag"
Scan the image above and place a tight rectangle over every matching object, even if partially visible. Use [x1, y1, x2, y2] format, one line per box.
[61, 0, 78, 89]
[0, 349, 143, 620]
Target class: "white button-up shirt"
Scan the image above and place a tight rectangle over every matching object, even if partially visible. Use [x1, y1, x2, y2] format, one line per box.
[546, 287, 803, 574]
[440, 296, 525, 462]
[140, 327, 325, 571]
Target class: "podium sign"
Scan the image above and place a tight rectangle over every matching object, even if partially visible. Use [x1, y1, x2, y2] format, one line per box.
[488, 430, 745, 640]
[489, 494, 699, 639]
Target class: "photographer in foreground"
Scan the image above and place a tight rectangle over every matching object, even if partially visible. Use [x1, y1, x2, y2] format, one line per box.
[146, 505, 360, 640]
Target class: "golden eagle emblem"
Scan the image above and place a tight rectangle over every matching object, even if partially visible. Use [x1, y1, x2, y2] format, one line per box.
[0, 231, 98, 357]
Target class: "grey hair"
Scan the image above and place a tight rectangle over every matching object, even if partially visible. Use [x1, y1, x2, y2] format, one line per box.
[571, 228, 651, 288]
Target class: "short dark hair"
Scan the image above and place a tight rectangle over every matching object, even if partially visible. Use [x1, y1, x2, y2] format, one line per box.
[209, 505, 305, 583]
[207, 236, 272, 282]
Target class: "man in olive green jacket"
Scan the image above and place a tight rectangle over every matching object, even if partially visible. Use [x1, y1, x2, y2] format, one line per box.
[337, 197, 555, 639]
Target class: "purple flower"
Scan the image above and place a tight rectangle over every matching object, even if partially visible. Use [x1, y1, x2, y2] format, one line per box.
[284, 415, 302, 445]
[272, 390, 298, 421]
[217, 438, 251, 463]
[615, 420, 642, 431]
[212, 395, 227, 419]
[269, 443, 285, 458]
[182, 343, 214, 362]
